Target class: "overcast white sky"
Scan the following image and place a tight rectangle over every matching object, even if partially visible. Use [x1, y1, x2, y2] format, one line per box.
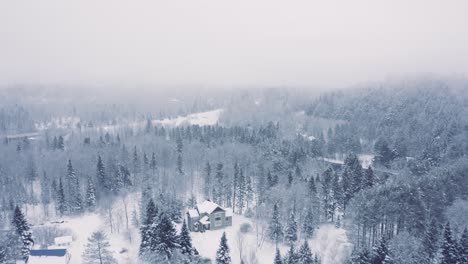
[1, 0, 468, 88]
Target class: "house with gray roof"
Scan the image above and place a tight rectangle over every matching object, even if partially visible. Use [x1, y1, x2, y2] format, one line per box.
[186, 200, 232, 232]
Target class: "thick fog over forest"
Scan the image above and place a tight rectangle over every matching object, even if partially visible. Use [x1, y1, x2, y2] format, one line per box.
[1, 1, 468, 264]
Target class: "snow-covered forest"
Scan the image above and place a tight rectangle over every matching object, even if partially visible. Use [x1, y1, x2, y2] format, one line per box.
[0, 79, 468, 264]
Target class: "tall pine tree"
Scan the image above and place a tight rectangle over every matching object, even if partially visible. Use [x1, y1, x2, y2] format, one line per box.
[204, 161, 212, 200]
[12, 206, 34, 263]
[179, 219, 198, 256]
[459, 227, 468, 264]
[297, 240, 313, 264]
[268, 203, 284, 247]
[216, 232, 231, 264]
[85, 176, 97, 211]
[440, 223, 458, 264]
[274, 248, 283, 264]
[139, 199, 158, 256]
[285, 210, 298, 245]
[371, 236, 392, 264]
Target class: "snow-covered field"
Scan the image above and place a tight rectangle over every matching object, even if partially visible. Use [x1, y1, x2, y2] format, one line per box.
[153, 109, 224, 127]
[80, 108, 224, 135]
[192, 216, 352, 264]
[26, 195, 351, 264]
[322, 154, 374, 169]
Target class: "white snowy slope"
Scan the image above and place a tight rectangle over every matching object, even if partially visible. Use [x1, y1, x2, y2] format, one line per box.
[74, 108, 224, 135]
[322, 154, 375, 169]
[153, 109, 224, 127]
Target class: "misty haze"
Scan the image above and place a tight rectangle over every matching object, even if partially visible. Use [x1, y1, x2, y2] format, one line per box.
[1, 1, 468, 264]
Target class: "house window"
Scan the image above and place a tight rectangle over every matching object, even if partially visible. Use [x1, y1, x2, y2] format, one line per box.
[214, 213, 223, 227]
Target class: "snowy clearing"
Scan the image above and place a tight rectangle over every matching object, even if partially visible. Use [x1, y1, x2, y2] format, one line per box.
[192, 215, 352, 264]
[153, 109, 224, 127]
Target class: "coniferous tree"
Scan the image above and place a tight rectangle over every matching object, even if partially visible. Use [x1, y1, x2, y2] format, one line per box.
[235, 168, 246, 214]
[342, 154, 362, 210]
[51, 178, 58, 202]
[12, 206, 34, 263]
[302, 205, 315, 239]
[179, 219, 198, 256]
[82, 231, 116, 264]
[150, 152, 157, 176]
[40, 171, 51, 216]
[284, 244, 297, 264]
[267, 171, 275, 189]
[97, 155, 108, 194]
[331, 172, 343, 221]
[0, 245, 5, 263]
[274, 248, 283, 264]
[57, 178, 66, 215]
[140, 199, 158, 256]
[232, 162, 239, 212]
[113, 165, 124, 194]
[371, 236, 392, 264]
[133, 146, 140, 175]
[85, 176, 97, 211]
[257, 167, 267, 204]
[287, 171, 293, 187]
[459, 228, 468, 264]
[120, 165, 132, 188]
[66, 160, 82, 213]
[224, 174, 233, 208]
[295, 165, 302, 181]
[422, 218, 439, 261]
[285, 211, 298, 245]
[245, 176, 253, 209]
[374, 137, 394, 168]
[268, 203, 284, 247]
[214, 163, 224, 205]
[57, 136, 65, 150]
[321, 168, 333, 221]
[309, 175, 317, 195]
[364, 166, 375, 188]
[143, 152, 149, 171]
[297, 240, 313, 264]
[204, 161, 212, 200]
[352, 248, 371, 264]
[154, 213, 179, 259]
[440, 223, 458, 264]
[216, 232, 231, 264]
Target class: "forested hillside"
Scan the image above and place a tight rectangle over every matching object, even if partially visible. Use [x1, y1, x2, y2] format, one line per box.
[0, 79, 467, 264]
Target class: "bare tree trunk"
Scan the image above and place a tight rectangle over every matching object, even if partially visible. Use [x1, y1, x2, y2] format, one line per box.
[122, 196, 129, 230]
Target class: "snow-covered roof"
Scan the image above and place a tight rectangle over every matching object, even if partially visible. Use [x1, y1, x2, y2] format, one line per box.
[187, 209, 199, 218]
[225, 208, 233, 217]
[54, 236, 72, 245]
[199, 215, 210, 225]
[196, 200, 223, 215]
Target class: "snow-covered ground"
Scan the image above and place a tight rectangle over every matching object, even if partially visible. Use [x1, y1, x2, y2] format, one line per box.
[26, 191, 351, 264]
[76, 108, 224, 135]
[192, 215, 352, 264]
[35, 116, 81, 130]
[34, 109, 223, 136]
[153, 109, 223, 127]
[322, 154, 374, 169]
[26, 193, 141, 264]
